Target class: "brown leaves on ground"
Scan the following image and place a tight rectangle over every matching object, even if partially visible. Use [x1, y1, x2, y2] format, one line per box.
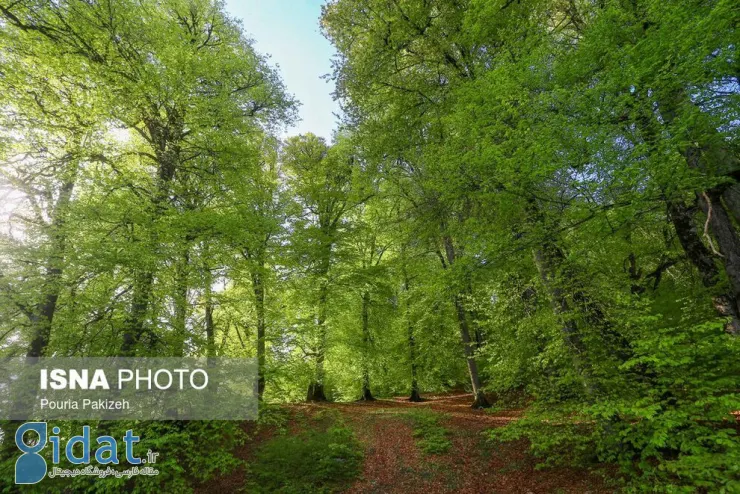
[327, 392, 615, 494]
[199, 392, 616, 493]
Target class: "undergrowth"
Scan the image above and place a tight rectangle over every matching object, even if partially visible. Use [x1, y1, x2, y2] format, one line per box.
[245, 410, 363, 493]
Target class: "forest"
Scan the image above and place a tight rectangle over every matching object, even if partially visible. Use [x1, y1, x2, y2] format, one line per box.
[0, 0, 738, 492]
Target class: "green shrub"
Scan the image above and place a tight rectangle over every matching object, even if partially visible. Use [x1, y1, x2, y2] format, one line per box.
[487, 319, 740, 492]
[405, 409, 452, 455]
[0, 420, 245, 494]
[246, 423, 363, 493]
[257, 403, 291, 434]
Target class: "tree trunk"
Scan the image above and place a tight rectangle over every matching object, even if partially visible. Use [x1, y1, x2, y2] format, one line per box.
[667, 200, 720, 287]
[204, 266, 216, 358]
[26, 289, 60, 358]
[26, 175, 76, 357]
[631, 90, 740, 335]
[121, 113, 183, 355]
[360, 291, 375, 400]
[402, 253, 422, 402]
[655, 87, 740, 336]
[251, 267, 267, 400]
[452, 295, 490, 408]
[722, 184, 740, 225]
[121, 271, 154, 357]
[307, 277, 329, 402]
[408, 322, 422, 403]
[2, 161, 79, 458]
[172, 247, 189, 357]
[2, 178, 75, 459]
[307, 236, 333, 402]
[532, 237, 598, 397]
[697, 191, 740, 299]
[696, 191, 740, 336]
[533, 243, 586, 354]
[442, 235, 490, 408]
[668, 199, 740, 334]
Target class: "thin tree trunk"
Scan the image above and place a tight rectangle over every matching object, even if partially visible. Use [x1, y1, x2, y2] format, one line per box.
[467, 293, 485, 349]
[532, 234, 596, 397]
[307, 278, 329, 402]
[172, 247, 189, 357]
[121, 271, 154, 356]
[452, 294, 489, 408]
[533, 243, 587, 356]
[442, 235, 490, 408]
[26, 176, 75, 357]
[204, 266, 216, 358]
[407, 323, 422, 402]
[251, 267, 266, 400]
[360, 291, 375, 400]
[402, 256, 422, 402]
[3, 172, 76, 459]
[307, 239, 332, 402]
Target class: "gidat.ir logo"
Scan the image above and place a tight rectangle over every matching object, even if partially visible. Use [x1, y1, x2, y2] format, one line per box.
[13, 422, 148, 484]
[15, 422, 47, 484]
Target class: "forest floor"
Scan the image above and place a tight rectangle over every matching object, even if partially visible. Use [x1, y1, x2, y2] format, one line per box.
[201, 392, 617, 493]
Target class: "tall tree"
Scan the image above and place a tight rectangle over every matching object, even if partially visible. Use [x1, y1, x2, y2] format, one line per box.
[0, 0, 295, 357]
[283, 134, 361, 401]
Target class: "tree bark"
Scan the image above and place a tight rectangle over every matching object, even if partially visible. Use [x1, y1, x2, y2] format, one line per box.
[533, 242, 586, 354]
[452, 295, 490, 408]
[442, 235, 490, 408]
[401, 248, 422, 402]
[121, 271, 154, 357]
[307, 277, 329, 402]
[307, 235, 333, 401]
[532, 234, 598, 397]
[251, 267, 267, 400]
[172, 247, 190, 357]
[204, 265, 216, 358]
[2, 176, 76, 459]
[360, 291, 375, 400]
[466, 282, 485, 350]
[667, 199, 740, 334]
[696, 192, 740, 336]
[26, 173, 76, 357]
[722, 184, 740, 225]
[632, 88, 740, 335]
[121, 112, 183, 355]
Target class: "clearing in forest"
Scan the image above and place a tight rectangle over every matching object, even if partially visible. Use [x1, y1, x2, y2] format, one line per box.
[201, 393, 616, 494]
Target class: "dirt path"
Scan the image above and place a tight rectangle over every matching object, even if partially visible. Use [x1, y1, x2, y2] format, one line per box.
[345, 411, 425, 493]
[320, 393, 615, 494]
[199, 392, 616, 493]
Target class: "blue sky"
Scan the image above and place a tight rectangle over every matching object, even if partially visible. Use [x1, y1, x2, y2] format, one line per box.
[224, 0, 339, 141]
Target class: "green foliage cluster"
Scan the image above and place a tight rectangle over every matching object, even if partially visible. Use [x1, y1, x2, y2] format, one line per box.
[256, 403, 292, 435]
[0, 420, 245, 493]
[246, 421, 363, 493]
[485, 281, 740, 490]
[405, 409, 452, 455]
